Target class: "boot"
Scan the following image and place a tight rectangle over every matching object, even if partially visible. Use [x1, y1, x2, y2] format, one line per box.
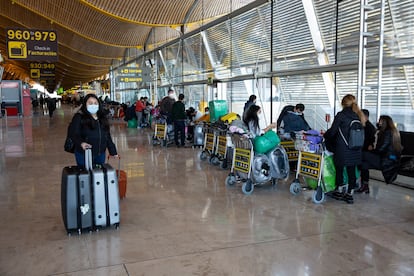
[355, 182, 370, 194]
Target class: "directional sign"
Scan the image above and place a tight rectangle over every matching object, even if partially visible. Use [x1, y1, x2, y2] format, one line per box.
[6, 28, 58, 61]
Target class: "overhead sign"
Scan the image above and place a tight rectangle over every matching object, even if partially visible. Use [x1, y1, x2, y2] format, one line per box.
[116, 66, 143, 83]
[116, 76, 143, 83]
[29, 62, 55, 79]
[6, 28, 58, 61]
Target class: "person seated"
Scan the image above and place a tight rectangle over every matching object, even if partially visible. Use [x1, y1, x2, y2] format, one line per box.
[358, 115, 402, 193]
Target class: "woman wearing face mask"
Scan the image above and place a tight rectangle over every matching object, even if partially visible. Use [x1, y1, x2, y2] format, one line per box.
[71, 94, 118, 168]
[243, 105, 276, 138]
[358, 115, 402, 193]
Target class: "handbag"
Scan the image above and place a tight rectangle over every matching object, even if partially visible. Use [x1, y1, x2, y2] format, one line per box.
[64, 137, 75, 153]
[64, 121, 75, 153]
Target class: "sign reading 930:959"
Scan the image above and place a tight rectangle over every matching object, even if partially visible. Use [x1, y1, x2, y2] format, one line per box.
[6, 28, 58, 61]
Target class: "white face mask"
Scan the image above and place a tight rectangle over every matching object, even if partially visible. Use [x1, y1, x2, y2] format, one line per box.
[168, 93, 175, 99]
[87, 104, 99, 114]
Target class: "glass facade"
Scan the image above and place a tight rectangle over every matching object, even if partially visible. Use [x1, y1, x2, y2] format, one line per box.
[111, 0, 414, 131]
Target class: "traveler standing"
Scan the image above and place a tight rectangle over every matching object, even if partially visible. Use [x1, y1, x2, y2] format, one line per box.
[71, 94, 118, 168]
[171, 93, 186, 147]
[324, 94, 366, 204]
[160, 88, 176, 124]
[135, 97, 145, 128]
[47, 97, 57, 118]
[278, 103, 311, 134]
[243, 95, 257, 115]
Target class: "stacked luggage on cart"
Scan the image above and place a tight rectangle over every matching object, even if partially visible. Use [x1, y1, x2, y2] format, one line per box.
[199, 100, 237, 169]
[61, 149, 120, 235]
[289, 130, 336, 204]
[226, 128, 290, 195]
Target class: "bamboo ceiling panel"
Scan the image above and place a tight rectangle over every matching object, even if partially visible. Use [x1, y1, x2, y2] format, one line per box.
[0, 0, 257, 88]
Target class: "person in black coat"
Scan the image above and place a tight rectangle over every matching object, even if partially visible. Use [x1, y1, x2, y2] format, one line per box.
[324, 94, 366, 204]
[243, 95, 257, 115]
[358, 115, 402, 192]
[355, 109, 377, 194]
[71, 94, 118, 168]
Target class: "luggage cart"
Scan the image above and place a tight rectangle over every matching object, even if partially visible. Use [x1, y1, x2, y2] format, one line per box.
[200, 123, 216, 161]
[289, 135, 328, 204]
[225, 133, 276, 195]
[152, 116, 173, 147]
[280, 140, 299, 163]
[210, 128, 230, 169]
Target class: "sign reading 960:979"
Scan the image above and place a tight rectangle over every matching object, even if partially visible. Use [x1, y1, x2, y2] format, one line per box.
[6, 28, 58, 61]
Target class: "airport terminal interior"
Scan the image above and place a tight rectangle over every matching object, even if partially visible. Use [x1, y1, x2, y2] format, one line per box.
[0, 105, 414, 275]
[1, 0, 414, 275]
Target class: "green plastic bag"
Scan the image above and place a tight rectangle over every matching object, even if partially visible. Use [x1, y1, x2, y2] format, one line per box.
[253, 130, 280, 154]
[127, 118, 137, 128]
[322, 154, 336, 192]
[305, 177, 318, 190]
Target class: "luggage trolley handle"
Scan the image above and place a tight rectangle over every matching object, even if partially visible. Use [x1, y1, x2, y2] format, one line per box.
[107, 155, 121, 179]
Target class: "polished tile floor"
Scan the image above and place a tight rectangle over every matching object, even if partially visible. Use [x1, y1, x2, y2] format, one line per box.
[1, 105, 414, 276]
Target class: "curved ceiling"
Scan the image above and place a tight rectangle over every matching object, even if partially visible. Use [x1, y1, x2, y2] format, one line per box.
[0, 0, 255, 90]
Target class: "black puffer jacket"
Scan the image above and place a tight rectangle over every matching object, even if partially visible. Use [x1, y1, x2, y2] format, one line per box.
[375, 130, 400, 159]
[72, 113, 117, 158]
[324, 107, 362, 167]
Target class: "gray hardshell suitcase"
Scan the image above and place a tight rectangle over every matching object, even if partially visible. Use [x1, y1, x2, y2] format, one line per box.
[86, 149, 120, 229]
[61, 166, 93, 235]
[193, 123, 204, 147]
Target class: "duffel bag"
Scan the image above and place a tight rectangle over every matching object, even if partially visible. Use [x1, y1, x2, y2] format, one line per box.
[254, 130, 280, 154]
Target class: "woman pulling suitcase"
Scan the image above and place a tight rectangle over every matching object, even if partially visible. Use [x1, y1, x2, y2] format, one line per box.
[70, 94, 118, 167]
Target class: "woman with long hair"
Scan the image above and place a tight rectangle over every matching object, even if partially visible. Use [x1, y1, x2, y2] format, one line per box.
[243, 105, 275, 138]
[357, 115, 402, 193]
[71, 94, 118, 167]
[324, 94, 366, 204]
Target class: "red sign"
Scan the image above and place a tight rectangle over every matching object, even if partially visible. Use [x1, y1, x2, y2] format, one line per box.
[1, 81, 19, 88]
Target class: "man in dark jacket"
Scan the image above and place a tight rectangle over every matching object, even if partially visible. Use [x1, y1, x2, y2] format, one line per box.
[160, 88, 176, 124]
[171, 93, 186, 147]
[278, 103, 310, 134]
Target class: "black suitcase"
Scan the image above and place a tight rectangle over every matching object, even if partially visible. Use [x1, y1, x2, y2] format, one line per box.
[61, 166, 93, 235]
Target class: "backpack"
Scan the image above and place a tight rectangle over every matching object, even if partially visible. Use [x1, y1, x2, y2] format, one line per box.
[339, 120, 364, 150]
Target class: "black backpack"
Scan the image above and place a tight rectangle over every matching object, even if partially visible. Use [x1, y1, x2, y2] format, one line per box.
[339, 120, 364, 150]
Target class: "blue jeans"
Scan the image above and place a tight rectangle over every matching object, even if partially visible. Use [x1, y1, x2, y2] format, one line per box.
[75, 151, 105, 168]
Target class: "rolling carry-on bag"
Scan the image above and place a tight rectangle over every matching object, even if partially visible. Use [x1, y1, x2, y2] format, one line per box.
[108, 155, 127, 199]
[86, 149, 120, 229]
[193, 123, 204, 147]
[61, 165, 93, 235]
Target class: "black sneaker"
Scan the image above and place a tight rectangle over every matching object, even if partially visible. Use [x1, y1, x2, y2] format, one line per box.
[343, 193, 354, 204]
[330, 191, 345, 200]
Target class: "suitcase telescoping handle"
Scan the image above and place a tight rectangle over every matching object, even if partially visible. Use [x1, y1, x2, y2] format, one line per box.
[107, 155, 121, 179]
[84, 148, 93, 170]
